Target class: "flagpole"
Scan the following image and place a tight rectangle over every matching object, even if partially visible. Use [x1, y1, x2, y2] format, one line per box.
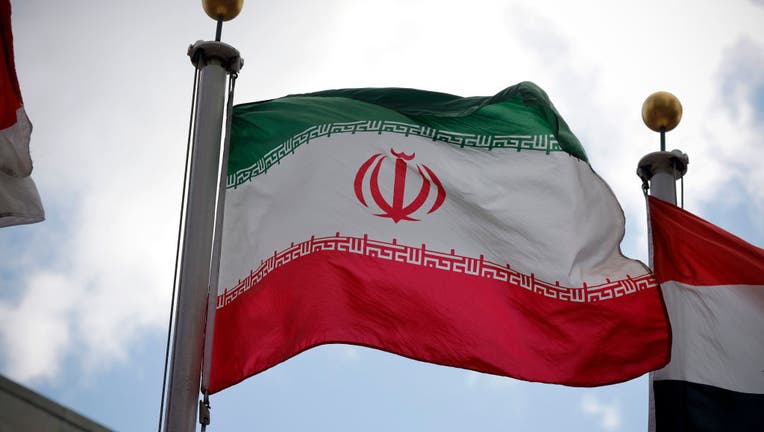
[636, 91, 686, 432]
[163, 2, 243, 431]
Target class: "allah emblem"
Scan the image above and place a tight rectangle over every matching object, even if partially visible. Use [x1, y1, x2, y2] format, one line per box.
[354, 149, 446, 223]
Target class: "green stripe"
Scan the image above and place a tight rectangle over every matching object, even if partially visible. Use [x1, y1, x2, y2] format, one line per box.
[229, 82, 587, 186]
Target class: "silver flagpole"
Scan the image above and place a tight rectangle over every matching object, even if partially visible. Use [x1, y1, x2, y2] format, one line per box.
[164, 2, 243, 430]
[636, 91, 687, 432]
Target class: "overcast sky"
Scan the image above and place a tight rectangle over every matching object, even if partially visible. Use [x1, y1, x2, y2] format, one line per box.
[1, 0, 763, 431]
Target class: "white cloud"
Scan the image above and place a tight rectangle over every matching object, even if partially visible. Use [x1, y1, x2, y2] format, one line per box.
[0, 162, 180, 381]
[714, 38, 764, 208]
[0, 0, 206, 382]
[665, 36, 764, 239]
[0, 273, 75, 381]
[580, 393, 621, 431]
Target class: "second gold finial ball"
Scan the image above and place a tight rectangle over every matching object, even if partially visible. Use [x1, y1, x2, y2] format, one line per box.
[203, 0, 243, 21]
[642, 91, 682, 132]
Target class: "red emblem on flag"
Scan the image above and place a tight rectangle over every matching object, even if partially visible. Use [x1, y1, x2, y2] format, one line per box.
[354, 149, 446, 223]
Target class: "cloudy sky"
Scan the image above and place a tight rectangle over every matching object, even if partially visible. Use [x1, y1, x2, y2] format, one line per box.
[1, 0, 763, 430]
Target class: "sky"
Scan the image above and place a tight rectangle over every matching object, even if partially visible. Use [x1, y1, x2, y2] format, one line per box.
[1, 0, 763, 431]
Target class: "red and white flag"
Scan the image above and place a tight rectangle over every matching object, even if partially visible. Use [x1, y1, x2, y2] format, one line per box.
[648, 196, 764, 431]
[1, 0, 43, 227]
[208, 83, 671, 393]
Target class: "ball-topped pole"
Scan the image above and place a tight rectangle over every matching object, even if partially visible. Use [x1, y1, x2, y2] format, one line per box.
[203, 0, 243, 21]
[636, 91, 688, 203]
[642, 91, 682, 151]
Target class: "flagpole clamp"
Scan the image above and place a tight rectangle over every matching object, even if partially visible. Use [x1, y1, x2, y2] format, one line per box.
[636, 150, 689, 183]
[637, 150, 688, 203]
[188, 40, 243, 74]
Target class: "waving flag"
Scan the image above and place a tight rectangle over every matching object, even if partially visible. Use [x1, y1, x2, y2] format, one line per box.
[649, 196, 764, 431]
[209, 82, 670, 393]
[0, 0, 43, 227]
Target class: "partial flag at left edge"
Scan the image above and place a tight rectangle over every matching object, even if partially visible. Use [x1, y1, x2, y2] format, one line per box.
[1, 0, 44, 227]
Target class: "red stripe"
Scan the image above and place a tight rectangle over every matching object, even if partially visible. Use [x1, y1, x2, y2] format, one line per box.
[649, 196, 764, 286]
[1, 0, 23, 129]
[209, 250, 670, 393]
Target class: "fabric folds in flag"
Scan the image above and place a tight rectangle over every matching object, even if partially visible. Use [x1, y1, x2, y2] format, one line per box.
[0, 0, 43, 227]
[648, 196, 764, 431]
[209, 82, 670, 393]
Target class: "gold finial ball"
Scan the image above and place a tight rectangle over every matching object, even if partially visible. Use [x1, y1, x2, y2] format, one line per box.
[642, 91, 683, 132]
[203, 0, 243, 21]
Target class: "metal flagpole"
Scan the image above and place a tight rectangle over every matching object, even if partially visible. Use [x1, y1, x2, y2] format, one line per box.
[636, 91, 687, 432]
[163, 1, 243, 430]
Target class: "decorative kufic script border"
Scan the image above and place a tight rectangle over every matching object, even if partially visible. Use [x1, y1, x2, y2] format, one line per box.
[228, 120, 563, 188]
[217, 234, 656, 309]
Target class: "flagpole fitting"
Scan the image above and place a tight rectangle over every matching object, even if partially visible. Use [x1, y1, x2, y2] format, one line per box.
[215, 19, 223, 42]
[637, 150, 688, 202]
[188, 40, 243, 75]
[637, 150, 688, 182]
[199, 399, 211, 427]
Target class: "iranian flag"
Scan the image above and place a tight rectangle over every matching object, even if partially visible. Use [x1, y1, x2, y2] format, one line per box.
[209, 82, 670, 393]
[0, 0, 43, 227]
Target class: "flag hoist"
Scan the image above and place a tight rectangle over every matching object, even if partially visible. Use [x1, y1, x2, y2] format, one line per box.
[162, 1, 243, 431]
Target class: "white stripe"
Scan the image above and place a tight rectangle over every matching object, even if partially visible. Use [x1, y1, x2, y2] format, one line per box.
[0, 107, 33, 177]
[0, 172, 44, 227]
[219, 132, 647, 293]
[654, 280, 764, 394]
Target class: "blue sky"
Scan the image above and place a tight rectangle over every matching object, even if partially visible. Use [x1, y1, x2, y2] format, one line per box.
[1, 1, 763, 431]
